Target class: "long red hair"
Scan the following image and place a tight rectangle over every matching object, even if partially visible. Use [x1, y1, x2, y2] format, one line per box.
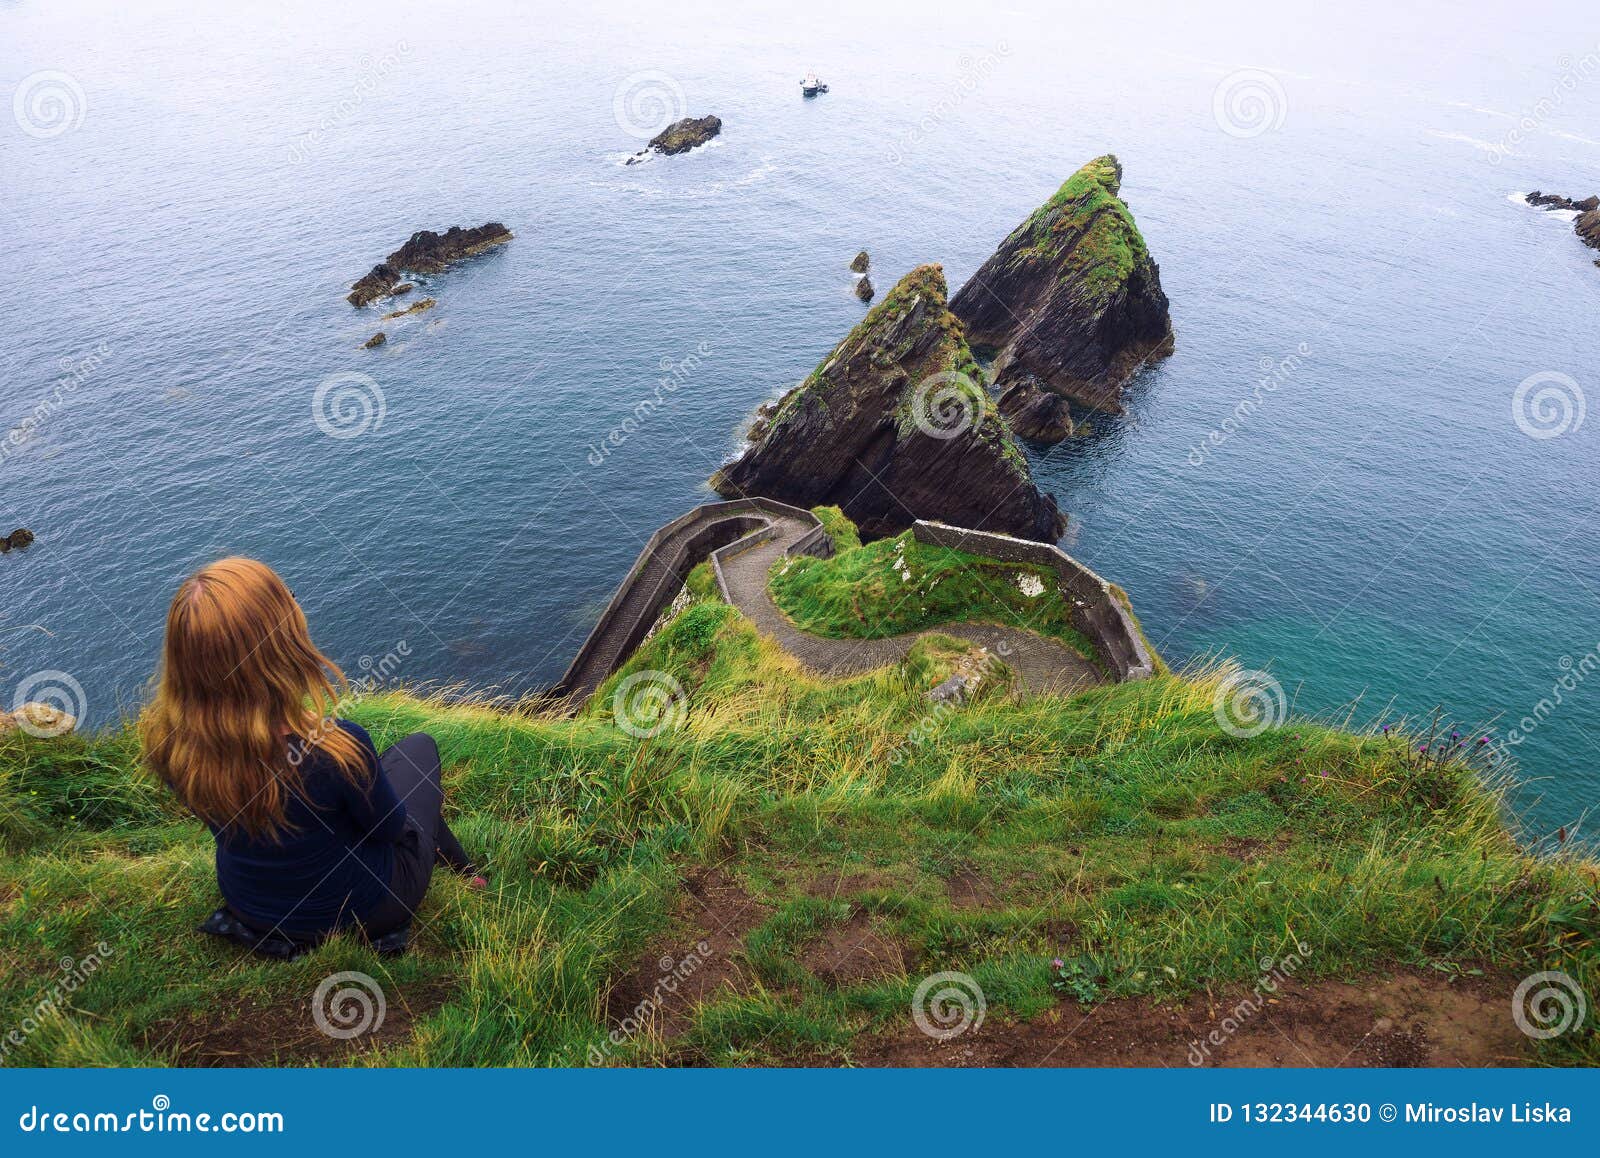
[140, 557, 368, 838]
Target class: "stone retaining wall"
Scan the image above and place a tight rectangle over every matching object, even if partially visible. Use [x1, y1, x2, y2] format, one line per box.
[911, 520, 1155, 682]
[554, 498, 827, 703]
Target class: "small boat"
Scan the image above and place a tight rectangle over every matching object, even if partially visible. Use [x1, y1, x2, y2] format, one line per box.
[800, 73, 829, 97]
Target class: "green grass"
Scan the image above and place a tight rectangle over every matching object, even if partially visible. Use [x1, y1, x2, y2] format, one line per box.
[1, 570, 1596, 1067]
[769, 522, 1099, 664]
[1007, 154, 1150, 307]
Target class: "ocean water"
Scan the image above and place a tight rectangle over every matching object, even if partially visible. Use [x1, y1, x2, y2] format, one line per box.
[3, 0, 1597, 845]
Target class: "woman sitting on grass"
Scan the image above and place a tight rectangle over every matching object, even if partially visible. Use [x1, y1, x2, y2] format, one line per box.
[140, 557, 482, 950]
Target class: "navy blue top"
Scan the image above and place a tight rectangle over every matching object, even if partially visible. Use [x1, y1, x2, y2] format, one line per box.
[210, 720, 404, 937]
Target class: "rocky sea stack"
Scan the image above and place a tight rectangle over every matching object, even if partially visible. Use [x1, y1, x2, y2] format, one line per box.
[347, 223, 512, 306]
[1526, 190, 1600, 262]
[712, 264, 1066, 542]
[628, 115, 722, 163]
[950, 155, 1173, 441]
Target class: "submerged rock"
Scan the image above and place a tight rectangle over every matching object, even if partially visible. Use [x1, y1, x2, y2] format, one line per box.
[855, 274, 874, 302]
[346, 223, 512, 306]
[363, 332, 387, 349]
[851, 250, 870, 273]
[382, 297, 437, 321]
[712, 264, 1066, 543]
[645, 115, 722, 157]
[949, 155, 1173, 435]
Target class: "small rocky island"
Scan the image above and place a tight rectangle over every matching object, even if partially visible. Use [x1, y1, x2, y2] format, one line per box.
[712, 264, 1066, 542]
[347, 223, 513, 306]
[1526, 190, 1600, 263]
[950, 155, 1173, 442]
[626, 115, 722, 163]
[1, 528, 35, 552]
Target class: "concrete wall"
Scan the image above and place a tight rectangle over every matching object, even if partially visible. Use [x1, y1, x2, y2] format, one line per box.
[911, 521, 1155, 682]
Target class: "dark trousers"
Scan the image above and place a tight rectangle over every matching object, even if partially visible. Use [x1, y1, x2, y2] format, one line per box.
[364, 733, 472, 934]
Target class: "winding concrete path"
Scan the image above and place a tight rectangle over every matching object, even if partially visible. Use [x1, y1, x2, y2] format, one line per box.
[715, 514, 1101, 696]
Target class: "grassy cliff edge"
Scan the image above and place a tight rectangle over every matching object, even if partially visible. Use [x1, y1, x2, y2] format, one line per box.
[0, 515, 1594, 1067]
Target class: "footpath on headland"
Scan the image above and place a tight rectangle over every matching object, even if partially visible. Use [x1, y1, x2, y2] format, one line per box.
[554, 497, 1130, 708]
[711, 508, 1101, 695]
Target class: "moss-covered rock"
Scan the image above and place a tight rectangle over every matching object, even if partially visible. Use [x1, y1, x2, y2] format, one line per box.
[713, 264, 1066, 542]
[950, 155, 1172, 431]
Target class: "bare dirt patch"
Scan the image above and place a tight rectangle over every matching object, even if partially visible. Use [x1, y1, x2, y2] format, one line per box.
[851, 970, 1529, 1067]
[606, 867, 772, 1038]
[802, 911, 908, 987]
[141, 980, 452, 1067]
[1216, 833, 1293, 865]
[945, 865, 998, 908]
[807, 870, 899, 899]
